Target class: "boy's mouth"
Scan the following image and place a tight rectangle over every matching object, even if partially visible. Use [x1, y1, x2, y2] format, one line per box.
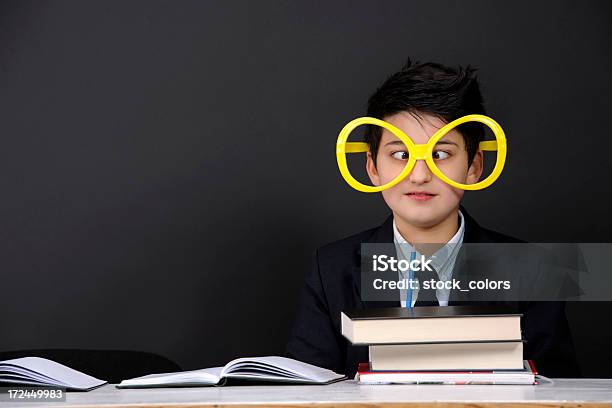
[405, 191, 437, 201]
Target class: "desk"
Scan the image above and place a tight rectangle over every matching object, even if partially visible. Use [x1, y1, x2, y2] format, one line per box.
[7, 379, 612, 408]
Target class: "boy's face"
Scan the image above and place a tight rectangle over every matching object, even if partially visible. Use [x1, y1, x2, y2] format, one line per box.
[366, 111, 483, 230]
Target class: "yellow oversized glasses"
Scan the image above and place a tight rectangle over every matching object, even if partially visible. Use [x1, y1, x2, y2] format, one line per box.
[336, 114, 507, 192]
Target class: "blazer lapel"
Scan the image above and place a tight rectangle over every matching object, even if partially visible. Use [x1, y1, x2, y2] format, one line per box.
[353, 215, 401, 309]
[449, 206, 499, 306]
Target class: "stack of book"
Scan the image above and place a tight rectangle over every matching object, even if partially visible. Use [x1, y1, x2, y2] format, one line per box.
[341, 306, 537, 385]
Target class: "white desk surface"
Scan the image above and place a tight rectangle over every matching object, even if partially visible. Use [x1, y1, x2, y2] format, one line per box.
[6, 379, 612, 408]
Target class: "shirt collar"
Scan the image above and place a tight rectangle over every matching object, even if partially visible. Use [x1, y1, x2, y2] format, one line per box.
[393, 210, 465, 271]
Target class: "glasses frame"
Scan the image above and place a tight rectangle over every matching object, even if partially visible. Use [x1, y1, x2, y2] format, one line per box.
[336, 114, 507, 192]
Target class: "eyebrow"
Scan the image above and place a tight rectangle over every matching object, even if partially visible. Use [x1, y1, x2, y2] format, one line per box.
[384, 141, 407, 147]
[383, 139, 459, 147]
[435, 140, 459, 147]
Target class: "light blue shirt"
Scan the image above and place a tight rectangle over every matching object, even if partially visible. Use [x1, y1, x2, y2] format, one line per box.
[393, 211, 465, 307]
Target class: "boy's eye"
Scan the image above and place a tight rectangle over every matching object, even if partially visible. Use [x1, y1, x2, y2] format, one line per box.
[391, 151, 409, 160]
[432, 150, 450, 160]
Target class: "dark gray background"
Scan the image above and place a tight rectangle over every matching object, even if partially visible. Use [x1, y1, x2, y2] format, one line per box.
[1, 0, 611, 377]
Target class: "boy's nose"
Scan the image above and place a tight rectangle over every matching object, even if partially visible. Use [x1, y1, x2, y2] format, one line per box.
[408, 160, 432, 185]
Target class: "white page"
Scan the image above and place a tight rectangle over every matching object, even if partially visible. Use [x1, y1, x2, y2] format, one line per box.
[0, 373, 49, 384]
[0, 357, 106, 390]
[222, 356, 344, 383]
[0, 366, 60, 384]
[226, 363, 301, 378]
[117, 367, 223, 388]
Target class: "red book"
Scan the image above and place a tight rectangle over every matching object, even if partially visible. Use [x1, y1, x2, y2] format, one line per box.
[356, 360, 537, 385]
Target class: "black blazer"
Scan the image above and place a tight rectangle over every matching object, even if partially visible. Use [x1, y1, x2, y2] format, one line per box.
[286, 208, 579, 378]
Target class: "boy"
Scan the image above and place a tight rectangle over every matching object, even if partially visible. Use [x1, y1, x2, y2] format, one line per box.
[286, 59, 579, 378]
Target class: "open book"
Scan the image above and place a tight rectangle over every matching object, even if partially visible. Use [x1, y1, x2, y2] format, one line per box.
[0, 357, 107, 391]
[117, 356, 345, 388]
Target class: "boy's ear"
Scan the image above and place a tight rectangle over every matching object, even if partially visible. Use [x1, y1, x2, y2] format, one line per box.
[466, 150, 484, 184]
[366, 151, 381, 186]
